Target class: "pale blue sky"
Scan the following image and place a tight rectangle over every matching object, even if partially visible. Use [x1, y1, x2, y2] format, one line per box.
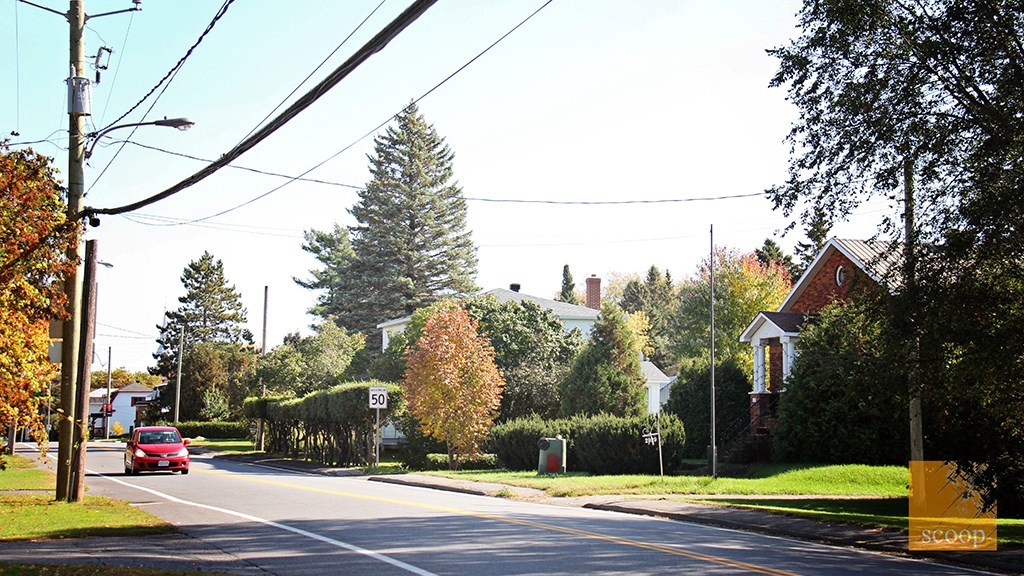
[3, 1, 891, 372]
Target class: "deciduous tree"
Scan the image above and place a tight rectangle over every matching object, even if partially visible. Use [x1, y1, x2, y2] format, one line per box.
[403, 301, 503, 468]
[0, 144, 77, 446]
[670, 248, 791, 374]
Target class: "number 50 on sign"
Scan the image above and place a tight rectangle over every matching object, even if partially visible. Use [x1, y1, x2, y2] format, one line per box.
[369, 386, 388, 409]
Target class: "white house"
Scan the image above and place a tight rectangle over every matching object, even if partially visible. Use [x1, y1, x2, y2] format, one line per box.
[642, 359, 675, 414]
[376, 280, 603, 349]
[89, 382, 154, 435]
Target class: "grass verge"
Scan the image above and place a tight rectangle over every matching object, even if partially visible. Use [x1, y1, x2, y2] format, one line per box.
[697, 497, 1024, 547]
[0, 455, 54, 491]
[426, 464, 908, 497]
[0, 494, 174, 541]
[189, 438, 254, 453]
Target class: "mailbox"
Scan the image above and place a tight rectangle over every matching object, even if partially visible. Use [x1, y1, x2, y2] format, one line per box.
[537, 435, 566, 475]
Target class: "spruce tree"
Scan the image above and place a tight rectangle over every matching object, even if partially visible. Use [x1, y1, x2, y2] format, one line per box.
[152, 251, 252, 378]
[300, 103, 478, 345]
[556, 264, 582, 305]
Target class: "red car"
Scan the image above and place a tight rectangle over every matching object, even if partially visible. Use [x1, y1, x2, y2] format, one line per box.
[124, 426, 190, 475]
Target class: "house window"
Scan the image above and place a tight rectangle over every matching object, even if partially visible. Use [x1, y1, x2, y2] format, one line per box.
[131, 396, 145, 406]
[835, 265, 846, 287]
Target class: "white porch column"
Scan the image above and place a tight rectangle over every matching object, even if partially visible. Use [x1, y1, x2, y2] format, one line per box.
[752, 341, 766, 393]
[781, 336, 798, 383]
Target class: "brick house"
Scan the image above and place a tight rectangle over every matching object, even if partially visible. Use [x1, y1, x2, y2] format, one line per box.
[739, 238, 900, 434]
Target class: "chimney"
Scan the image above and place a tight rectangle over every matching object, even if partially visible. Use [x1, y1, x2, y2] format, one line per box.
[509, 283, 521, 293]
[585, 275, 601, 310]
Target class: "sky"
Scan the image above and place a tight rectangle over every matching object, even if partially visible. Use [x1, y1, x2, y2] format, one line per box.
[2, 0, 892, 373]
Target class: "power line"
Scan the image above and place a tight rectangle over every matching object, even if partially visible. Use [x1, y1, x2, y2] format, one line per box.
[121, 140, 363, 189]
[83, 0, 440, 222]
[239, 0, 389, 144]
[466, 191, 767, 205]
[97, 322, 157, 339]
[158, 0, 555, 226]
[96, 0, 235, 134]
[97, 11, 138, 127]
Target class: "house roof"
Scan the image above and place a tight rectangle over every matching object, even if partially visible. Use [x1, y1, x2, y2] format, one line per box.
[740, 311, 809, 343]
[641, 360, 672, 385]
[376, 288, 600, 330]
[779, 237, 902, 313]
[480, 288, 599, 320]
[119, 382, 154, 393]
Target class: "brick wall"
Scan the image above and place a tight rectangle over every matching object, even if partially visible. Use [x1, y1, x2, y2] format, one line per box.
[787, 249, 879, 314]
[768, 342, 783, 391]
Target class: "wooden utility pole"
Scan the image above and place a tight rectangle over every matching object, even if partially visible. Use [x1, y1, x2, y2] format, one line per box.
[57, 0, 88, 503]
[70, 239, 97, 502]
[905, 159, 924, 463]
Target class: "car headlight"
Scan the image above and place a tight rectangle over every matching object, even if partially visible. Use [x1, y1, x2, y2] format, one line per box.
[134, 448, 146, 457]
[176, 448, 189, 458]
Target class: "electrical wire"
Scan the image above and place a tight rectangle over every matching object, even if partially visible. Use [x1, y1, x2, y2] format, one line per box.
[466, 192, 767, 205]
[83, 0, 440, 221]
[97, 11, 137, 127]
[96, 0, 235, 134]
[238, 0, 389, 144]
[144, 0, 555, 226]
[97, 322, 157, 339]
[121, 140, 363, 189]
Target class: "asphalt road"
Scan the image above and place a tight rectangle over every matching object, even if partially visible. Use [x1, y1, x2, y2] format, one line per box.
[29, 443, 998, 575]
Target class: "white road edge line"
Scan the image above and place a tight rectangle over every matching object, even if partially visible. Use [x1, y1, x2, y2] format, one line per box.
[31, 444, 437, 576]
[91, 468, 438, 576]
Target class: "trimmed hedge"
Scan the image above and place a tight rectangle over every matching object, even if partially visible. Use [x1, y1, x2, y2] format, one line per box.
[242, 381, 405, 467]
[171, 421, 250, 439]
[424, 453, 498, 471]
[489, 413, 685, 475]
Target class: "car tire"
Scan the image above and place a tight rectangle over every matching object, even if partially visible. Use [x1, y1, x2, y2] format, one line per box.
[181, 468, 189, 475]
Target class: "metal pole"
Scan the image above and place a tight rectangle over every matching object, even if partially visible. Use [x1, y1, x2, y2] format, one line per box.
[374, 407, 381, 466]
[710, 225, 718, 479]
[104, 347, 111, 439]
[57, 0, 87, 503]
[656, 411, 664, 481]
[174, 328, 184, 424]
[258, 286, 268, 451]
[71, 239, 97, 502]
[905, 159, 924, 463]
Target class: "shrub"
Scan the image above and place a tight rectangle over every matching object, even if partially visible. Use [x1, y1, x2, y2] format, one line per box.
[424, 453, 497, 471]
[174, 420, 250, 439]
[664, 359, 751, 459]
[489, 414, 685, 474]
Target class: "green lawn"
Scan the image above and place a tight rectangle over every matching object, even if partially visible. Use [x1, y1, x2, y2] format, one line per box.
[0, 455, 54, 491]
[189, 437, 255, 453]
[698, 497, 1024, 547]
[0, 455, 174, 541]
[426, 464, 909, 497]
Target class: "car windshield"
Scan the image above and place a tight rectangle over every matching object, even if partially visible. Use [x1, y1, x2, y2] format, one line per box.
[138, 430, 180, 444]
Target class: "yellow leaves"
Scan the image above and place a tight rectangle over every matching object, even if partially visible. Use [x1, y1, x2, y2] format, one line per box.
[403, 301, 505, 459]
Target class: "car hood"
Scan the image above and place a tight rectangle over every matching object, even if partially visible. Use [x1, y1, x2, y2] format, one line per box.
[137, 442, 187, 453]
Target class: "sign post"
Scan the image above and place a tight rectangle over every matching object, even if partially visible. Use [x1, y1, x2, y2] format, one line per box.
[368, 386, 388, 466]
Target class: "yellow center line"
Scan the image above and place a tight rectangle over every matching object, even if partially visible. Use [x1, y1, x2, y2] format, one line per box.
[195, 468, 801, 576]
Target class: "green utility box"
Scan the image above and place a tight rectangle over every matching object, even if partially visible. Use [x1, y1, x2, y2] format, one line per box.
[537, 436, 566, 475]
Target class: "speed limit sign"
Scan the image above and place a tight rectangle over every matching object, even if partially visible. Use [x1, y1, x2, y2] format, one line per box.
[368, 386, 388, 409]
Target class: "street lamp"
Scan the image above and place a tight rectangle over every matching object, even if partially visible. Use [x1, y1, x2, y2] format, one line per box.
[85, 117, 195, 159]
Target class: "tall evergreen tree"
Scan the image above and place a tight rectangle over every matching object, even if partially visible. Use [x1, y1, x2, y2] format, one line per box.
[294, 224, 354, 318]
[299, 103, 477, 347]
[152, 252, 251, 378]
[618, 266, 676, 370]
[755, 238, 799, 280]
[556, 264, 582, 305]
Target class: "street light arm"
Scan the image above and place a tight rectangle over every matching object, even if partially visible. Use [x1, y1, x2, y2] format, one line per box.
[85, 117, 194, 159]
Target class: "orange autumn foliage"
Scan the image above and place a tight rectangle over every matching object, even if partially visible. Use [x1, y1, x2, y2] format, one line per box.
[403, 301, 503, 467]
[0, 144, 78, 440]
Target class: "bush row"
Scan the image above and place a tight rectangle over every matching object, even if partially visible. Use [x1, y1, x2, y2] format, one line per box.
[243, 381, 405, 467]
[489, 413, 685, 475]
[171, 421, 250, 439]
